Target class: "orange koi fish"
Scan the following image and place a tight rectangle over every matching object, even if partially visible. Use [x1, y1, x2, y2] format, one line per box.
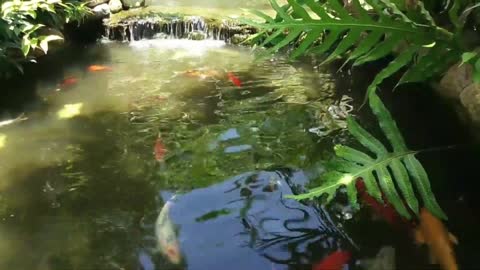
[414, 208, 458, 270]
[312, 251, 351, 270]
[58, 76, 78, 89]
[227, 72, 242, 87]
[87, 65, 112, 72]
[154, 136, 167, 162]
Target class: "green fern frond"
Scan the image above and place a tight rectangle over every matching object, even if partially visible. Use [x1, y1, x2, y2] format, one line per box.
[244, 0, 456, 96]
[286, 91, 447, 220]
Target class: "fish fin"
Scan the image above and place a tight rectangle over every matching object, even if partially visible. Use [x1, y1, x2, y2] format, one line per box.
[414, 229, 425, 245]
[449, 233, 459, 245]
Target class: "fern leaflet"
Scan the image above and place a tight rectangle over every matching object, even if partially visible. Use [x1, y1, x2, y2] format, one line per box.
[243, 0, 456, 96]
[286, 91, 447, 220]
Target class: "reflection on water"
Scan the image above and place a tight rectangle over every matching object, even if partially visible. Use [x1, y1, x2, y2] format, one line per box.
[2, 37, 476, 270]
[0, 39, 345, 270]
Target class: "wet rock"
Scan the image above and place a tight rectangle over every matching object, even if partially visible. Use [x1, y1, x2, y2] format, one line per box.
[109, 0, 123, 14]
[231, 34, 248, 45]
[86, 0, 109, 8]
[436, 62, 480, 134]
[105, 15, 257, 43]
[92, 3, 110, 19]
[438, 64, 472, 99]
[459, 84, 480, 127]
[121, 0, 145, 9]
[188, 31, 206, 40]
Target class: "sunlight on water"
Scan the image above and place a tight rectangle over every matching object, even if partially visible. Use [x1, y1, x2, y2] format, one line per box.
[0, 38, 346, 270]
[0, 134, 5, 149]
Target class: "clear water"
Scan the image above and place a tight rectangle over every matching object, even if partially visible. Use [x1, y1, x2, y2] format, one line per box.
[0, 38, 478, 270]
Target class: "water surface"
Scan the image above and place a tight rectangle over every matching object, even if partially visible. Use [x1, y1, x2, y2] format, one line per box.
[0, 38, 478, 270]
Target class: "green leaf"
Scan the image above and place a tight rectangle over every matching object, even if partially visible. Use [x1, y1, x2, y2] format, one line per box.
[263, 28, 303, 55]
[287, 0, 312, 21]
[368, 91, 408, 152]
[448, 0, 461, 29]
[403, 155, 447, 219]
[247, 9, 275, 23]
[321, 29, 362, 64]
[309, 30, 344, 54]
[417, 1, 436, 26]
[398, 45, 460, 85]
[354, 35, 403, 66]
[366, 46, 417, 98]
[474, 59, 480, 83]
[39, 35, 63, 54]
[269, 0, 292, 22]
[346, 31, 384, 62]
[287, 91, 447, 220]
[21, 38, 31, 56]
[461, 52, 478, 64]
[290, 29, 323, 59]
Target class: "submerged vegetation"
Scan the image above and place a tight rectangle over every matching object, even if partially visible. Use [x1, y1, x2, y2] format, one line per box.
[0, 0, 90, 77]
[246, 0, 480, 220]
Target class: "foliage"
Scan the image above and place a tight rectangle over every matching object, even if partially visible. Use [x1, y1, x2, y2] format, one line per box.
[287, 91, 447, 220]
[0, 0, 90, 77]
[242, 0, 480, 221]
[243, 0, 480, 99]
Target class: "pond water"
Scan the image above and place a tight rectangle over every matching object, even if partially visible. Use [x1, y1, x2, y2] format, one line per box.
[0, 37, 479, 270]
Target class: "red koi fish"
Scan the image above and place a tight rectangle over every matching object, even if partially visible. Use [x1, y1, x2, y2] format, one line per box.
[227, 72, 242, 87]
[356, 179, 414, 229]
[58, 76, 78, 89]
[312, 251, 351, 270]
[87, 65, 112, 72]
[154, 137, 167, 162]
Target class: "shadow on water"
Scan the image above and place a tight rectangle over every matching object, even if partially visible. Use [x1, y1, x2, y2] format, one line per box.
[329, 59, 480, 270]
[0, 38, 479, 270]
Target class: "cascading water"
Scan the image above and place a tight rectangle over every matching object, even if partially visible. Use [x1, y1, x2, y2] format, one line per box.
[104, 15, 256, 43]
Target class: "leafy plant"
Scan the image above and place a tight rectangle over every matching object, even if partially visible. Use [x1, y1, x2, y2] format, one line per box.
[243, 0, 479, 98]
[0, 0, 90, 77]
[287, 90, 447, 220]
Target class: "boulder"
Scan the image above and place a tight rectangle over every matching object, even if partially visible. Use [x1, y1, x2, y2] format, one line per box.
[92, 3, 110, 19]
[459, 84, 480, 126]
[436, 61, 480, 136]
[109, 0, 122, 13]
[438, 64, 472, 99]
[121, 0, 145, 9]
[86, 0, 109, 8]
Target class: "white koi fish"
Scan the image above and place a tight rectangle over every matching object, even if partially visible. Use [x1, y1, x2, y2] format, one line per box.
[155, 196, 182, 264]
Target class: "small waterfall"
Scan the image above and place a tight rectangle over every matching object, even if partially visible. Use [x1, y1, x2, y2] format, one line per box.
[104, 16, 256, 44]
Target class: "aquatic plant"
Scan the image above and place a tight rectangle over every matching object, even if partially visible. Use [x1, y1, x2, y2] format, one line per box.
[0, 0, 90, 77]
[287, 91, 447, 220]
[243, 0, 479, 98]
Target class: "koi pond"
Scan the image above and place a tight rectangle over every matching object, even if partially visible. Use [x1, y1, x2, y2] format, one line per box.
[0, 36, 479, 270]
